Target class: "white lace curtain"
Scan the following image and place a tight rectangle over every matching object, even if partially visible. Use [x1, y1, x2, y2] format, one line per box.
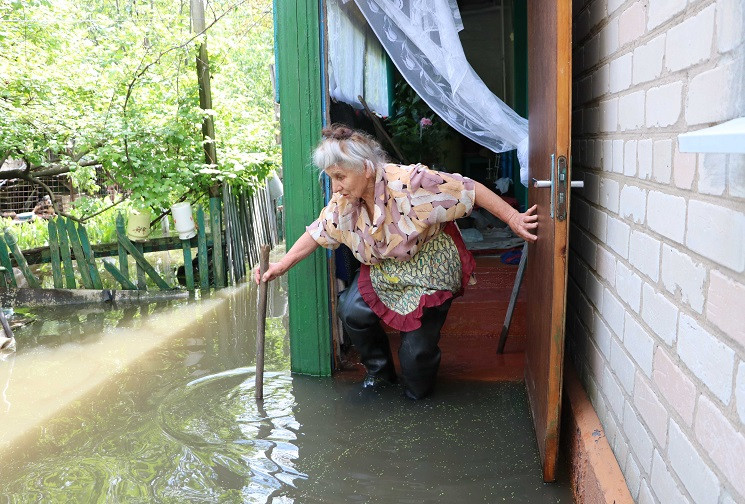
[327, 0, 390, 117]
[352, 0, 530, 185]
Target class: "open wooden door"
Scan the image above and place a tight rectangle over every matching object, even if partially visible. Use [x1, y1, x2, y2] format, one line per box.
[524, 0, 572, 482]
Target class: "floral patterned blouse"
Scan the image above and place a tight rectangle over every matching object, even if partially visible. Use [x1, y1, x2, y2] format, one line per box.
[306, 163, 477, 331]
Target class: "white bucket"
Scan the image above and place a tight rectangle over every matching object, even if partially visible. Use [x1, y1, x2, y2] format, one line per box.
[171, 202, 196, 240]
[127, 208, 152, 242]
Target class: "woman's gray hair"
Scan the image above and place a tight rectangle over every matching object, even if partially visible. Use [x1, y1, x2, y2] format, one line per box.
[312, 124, 387, 176]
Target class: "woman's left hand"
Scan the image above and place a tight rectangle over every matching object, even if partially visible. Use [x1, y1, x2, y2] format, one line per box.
[508, 204, 538, 242]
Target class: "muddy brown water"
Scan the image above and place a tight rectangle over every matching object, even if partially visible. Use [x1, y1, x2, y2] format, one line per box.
[0, 277, 572, 503]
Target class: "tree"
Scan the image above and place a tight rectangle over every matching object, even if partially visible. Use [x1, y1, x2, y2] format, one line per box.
[0, 0, 278, 220]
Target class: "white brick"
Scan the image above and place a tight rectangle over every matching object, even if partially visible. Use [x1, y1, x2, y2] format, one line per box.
[697, 153, 726, 196]
[678, 313, 735, 404]
[665, 5, 716, 72]
[635, 373, 669, 448]
[673, 146, 696, 190]
[646, 82, 682, 128]
[600, 177, 620, 213]
[653, 347, 697, 426]
[604, 288, 626, 338]
[618, 1, 646, 48]
[633, 34, 665, 85]
[652, 139, 673, 184]
[611, 335, 636, 394]
[638, 138, 653, 180]
[592, 64, 610, 99]
[584, 172, 600, 204]
[592, 312, 612, 358]
[572, 197, 590, 230]
[647, 0, 686, 30]
[623, 140, 637, 176]
[686, 199, 745, 272]
[687, 59, 740, 126]
[661, 245, 706, 313]
[600, 98, 618, 133]
[624, 453, 642, 500]
[599, 18, 619, 58]
[641, 283, 677, 345]
[737, 362, 745, 425]
[668, 420, 721, 504]
[607, 0, 624, 15]
[606, 216, 630, 258]
[618, 91, 645, 130]
[624, 401, 655, 473]
[586, 270, 604, 310]
[603, 366, 626, 420]
[617, 262, 642, 313]
[589, 206, 607, 240]
[650, 450, 687, 504]
[619, 184, 646, 224]
[638, 481, 654, 504]
[629, 231, 661, 282]
[706, 271, 745, 349]
[587, 337, 606, 382]
[695, 396, 745, 499]
[647, 191, 685, 243]
[624, 313, 654, 376]
[612, 139, 624, 174]
[721, 491, 741, 504]
[728, 154, 745, 199]
[609, 52, 633, 93]
[596, 245, 617, 284]
[717, 0, 745, 53]
[588, 0, 606, 31]
[592, 139, 603, 169]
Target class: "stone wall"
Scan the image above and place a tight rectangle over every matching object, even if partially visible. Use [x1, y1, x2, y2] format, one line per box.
[567, 0, 745, 502]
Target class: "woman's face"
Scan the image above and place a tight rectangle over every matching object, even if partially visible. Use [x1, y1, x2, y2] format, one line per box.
[325, 164, 372, 201]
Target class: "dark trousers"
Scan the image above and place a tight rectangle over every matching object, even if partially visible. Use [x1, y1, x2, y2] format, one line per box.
[338, 271, 452, 399]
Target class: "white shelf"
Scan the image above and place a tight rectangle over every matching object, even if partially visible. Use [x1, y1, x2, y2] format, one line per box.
[678, 117, 745, 154]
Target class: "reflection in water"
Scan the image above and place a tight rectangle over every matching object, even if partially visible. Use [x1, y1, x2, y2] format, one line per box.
[0, 275, 571, 503]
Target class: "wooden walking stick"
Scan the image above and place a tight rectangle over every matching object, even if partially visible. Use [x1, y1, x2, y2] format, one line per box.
[255, 244, 270, 400]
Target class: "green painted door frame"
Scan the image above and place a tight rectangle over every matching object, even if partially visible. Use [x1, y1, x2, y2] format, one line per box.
[276, 0, 332, 376]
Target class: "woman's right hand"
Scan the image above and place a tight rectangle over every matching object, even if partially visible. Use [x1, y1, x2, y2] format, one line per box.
[253, 262, 286, 285]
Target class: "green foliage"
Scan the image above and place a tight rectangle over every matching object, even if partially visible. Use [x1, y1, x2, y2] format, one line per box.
[0, 0, 278, 215]
[386, 79, 453, 166]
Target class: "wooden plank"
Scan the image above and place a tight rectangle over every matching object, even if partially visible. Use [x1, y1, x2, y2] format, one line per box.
[277, 0, 331, 376]
[209, 196, 225, 288]
[498, 242, 528, 354]
[134, 242, 146, 290]
[64, 217, 94, 289]
[55, 218, 76, 288]
[77, 224, 103, 289]
[4, 230, 41, 288]
[222, 185, 235, 285]
[116, 230, 172, 290]
[47, 220, 64, 288]
[181, 240, 194, 290]
[196, 205, 210, 289]
[102, 260, 138, 290]
[116, 213, 130, 284]
[0, 235, 17, 288]
[525, 0, 572, 482]
[0, 287, 188, 307]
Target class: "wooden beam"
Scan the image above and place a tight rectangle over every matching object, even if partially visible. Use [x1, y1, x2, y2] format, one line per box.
[276, 0, 332, 376]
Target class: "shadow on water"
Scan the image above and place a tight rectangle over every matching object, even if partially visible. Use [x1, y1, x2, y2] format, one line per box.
[0, 276, 571, 503]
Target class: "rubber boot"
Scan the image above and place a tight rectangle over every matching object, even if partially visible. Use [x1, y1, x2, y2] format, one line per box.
[398, 299, 452, 400]
[338, 272, 397, 387]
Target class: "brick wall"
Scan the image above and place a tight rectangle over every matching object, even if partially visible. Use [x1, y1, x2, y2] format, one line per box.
[568, 0, 745, 502]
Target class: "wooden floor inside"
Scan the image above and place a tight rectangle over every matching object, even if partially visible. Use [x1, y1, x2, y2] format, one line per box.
[337, 254, 527, 383]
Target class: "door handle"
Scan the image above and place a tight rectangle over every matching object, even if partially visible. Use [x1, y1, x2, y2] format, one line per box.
[532, 178, 551, 188]
[571, 181, 584, 188]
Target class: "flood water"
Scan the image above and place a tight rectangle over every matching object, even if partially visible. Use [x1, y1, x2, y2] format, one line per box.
[0, 275, 573, 503]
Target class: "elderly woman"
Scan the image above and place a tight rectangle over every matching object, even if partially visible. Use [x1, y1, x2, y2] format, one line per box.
[257, 125, 537, 399]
